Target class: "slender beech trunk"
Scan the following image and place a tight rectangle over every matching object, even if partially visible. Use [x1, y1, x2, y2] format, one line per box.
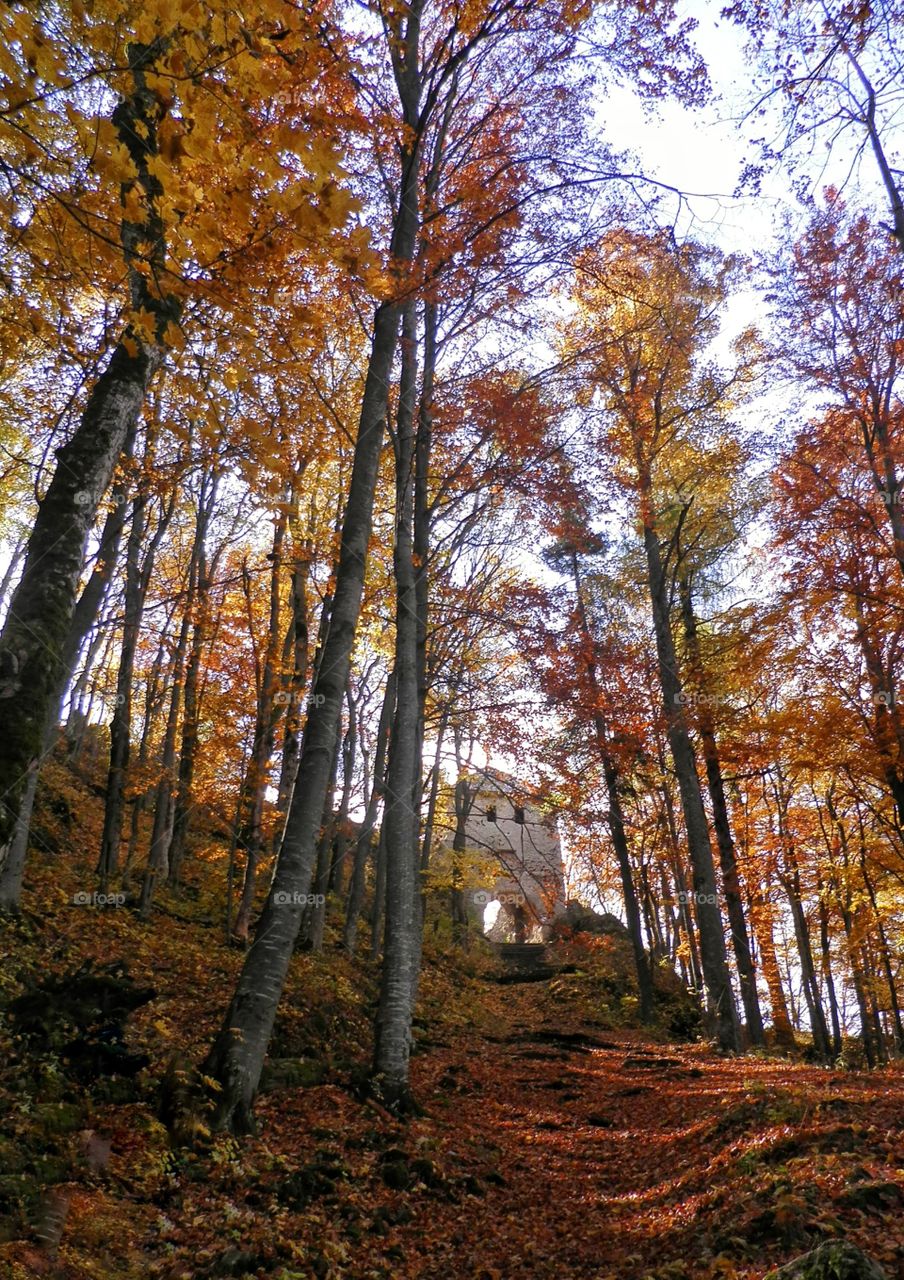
[0, 448, 134, 907]
[750, 886, 796, 1049]
[167, 474, 218, 887]
[858, 838, 904, 1051]
[303, 708, 343, 952]
[344, 670, 396, 954]
[0, 40, 178, 894]
[656, 769, 704, 992]
[370, 825, 389, 960]
[275, 521, 311, 819]
[121, 605, 176, 887]
[779, 830, 832, 1060]
[233, 513, 291, 941]
[642, 522, 739, 1049]
[571, 551, 653, 1021]
[97, 495, 147, 890]
[406, 297, 443, 1017]
[373, 302, 422, 1110]
[202, 7, 425, 1127]
[814, 863, 843, 1057]
[328, 688, 357, 896]
[419, 706, 448, 874]
[139, 491, 212, 916]
[139, 598, 192, 915]
[450, 773, 473, 944]
[825, 796, 881, 1065]
[678, 576, 764, 1045]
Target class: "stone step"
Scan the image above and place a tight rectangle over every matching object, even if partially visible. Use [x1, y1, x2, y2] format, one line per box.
[496, 942, 551, 969]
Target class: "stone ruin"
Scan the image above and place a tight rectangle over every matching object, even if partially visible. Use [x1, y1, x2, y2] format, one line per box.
[462, 771, 567, 942]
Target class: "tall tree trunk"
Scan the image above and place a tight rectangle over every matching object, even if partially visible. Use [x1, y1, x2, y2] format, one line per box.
[642, 523, 739, 1050]
[0, 40, 178, 894]
[202, 6, 425, 1126]
[815, 870, 843, 1057]
[678, 576, 764, 1045]
[450, 772, 473, 945]
[370, 824, 389, 961]
[656, 767, 704, 993]
[328, 684, 358, 898]
[0, 447, 134, 908]
[373, 302, 422, 1111]
[571, 550, 653, 1022]
[232, 513, 291, 942]
[138, 599, 192, 916]
[779, 841, 832, 1061]
[98, 494, 148, 891]
[750, 887, 796, 1049]
[275, 520, 312, 819]
[167, 473, 218, 887]
[139, 490, 212, 916]
[419, 706, 448, 875]
[344, 670, 396, 954]
[303, 708, 343, 952]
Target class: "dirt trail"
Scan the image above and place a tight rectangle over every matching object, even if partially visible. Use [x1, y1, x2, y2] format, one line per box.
[347, 985, 904, 1280]
[6, 955, 903, 1280]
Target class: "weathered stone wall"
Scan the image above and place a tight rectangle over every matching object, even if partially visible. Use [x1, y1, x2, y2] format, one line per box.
[464, 773, 566, 939]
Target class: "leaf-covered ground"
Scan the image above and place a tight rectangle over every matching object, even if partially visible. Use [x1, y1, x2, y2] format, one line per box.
[2, 768, 903, 1279]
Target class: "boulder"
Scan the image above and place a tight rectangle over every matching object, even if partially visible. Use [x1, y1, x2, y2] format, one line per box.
[558, 900, 630, 937]
[765, 1241, 886, 1279]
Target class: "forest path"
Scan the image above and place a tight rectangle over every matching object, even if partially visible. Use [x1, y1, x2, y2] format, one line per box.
[352, 977, 904, 1280]
[6, 925, 902, 1280]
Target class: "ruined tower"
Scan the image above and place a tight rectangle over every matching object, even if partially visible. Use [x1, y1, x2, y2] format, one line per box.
[465, 771, 567, 941]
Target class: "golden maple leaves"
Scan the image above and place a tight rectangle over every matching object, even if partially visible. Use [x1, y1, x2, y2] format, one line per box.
[0, 0, 366, 375]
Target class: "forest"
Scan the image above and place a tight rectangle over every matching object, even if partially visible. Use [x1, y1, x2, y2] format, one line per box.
[1, 0, 903, 1277]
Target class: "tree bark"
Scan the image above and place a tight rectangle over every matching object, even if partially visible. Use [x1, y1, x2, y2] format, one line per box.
[233, 512, 291, 941]
[642, 524, 739, 1050]
[344, 669, 396, 954]
[202, 3, 425, 1126]
[167, 473, 218, 887]
[0, 443, 134, 908]
[779, 842, 832, 1061]
[571, 551, 653, 1022]
[98, 494, 148, 891]
[678, 576, 764, 1045]
[373, 302, 422, 1110]
[0, 39, 177, 897]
